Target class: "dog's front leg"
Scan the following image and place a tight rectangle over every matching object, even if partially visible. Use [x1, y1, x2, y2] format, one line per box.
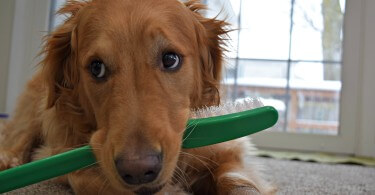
[0, 121, 41, 170]
[213, 141, 276, 195]
[183, 138, 276, 195]
[214, 162, 266, 195]
[0, 77, 45, 170]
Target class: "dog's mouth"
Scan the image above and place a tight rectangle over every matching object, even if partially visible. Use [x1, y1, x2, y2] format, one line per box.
[134, 184, 165, 195]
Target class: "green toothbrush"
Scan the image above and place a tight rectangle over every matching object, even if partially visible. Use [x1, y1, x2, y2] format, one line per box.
[0, 101, 278, 193]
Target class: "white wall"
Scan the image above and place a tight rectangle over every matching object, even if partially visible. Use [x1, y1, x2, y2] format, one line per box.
[355, 0, 375, 157]
[3, 0, 51, 114]
[0, 0, 15, 113]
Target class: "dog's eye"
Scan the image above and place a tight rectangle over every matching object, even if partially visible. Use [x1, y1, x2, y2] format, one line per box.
[162, 52, 181, 71]
[89, 60, 106, 78]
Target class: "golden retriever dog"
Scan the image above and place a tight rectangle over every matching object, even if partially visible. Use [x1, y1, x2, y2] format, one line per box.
[0, 0, 275, 194]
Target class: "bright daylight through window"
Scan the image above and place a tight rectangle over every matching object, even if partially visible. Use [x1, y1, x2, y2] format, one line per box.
[204, 0, 345, 135]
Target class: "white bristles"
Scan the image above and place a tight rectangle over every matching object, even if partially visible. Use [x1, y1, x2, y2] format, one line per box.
[190, 98, 264, 119]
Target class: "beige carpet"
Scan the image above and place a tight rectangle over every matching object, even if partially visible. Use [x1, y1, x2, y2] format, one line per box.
[3, 157, 375, 194]
[258, 157, 375, 195]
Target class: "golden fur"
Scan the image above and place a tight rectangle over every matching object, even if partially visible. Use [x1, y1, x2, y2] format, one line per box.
[0, 0, 275, 194]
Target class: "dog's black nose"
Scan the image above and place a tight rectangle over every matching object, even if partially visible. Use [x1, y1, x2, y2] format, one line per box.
[116, 152, 162, 185]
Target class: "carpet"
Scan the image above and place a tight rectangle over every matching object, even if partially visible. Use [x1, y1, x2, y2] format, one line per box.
[257, 157, 375, 195]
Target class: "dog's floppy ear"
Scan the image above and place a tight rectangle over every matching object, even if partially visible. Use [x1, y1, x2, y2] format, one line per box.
[185, 0, 229, 107]
[42, 1, 89, 109]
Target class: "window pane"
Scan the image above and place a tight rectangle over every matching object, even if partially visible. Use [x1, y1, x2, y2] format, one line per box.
[238, 0, 291, 60]
[222, 60, 288, 132]
[291, 0, 345, 61]
[205, 0, 241, 58]
[286, 62, 341, 135]
[222, 59, 288, 89]
[50, 0, 67, 30]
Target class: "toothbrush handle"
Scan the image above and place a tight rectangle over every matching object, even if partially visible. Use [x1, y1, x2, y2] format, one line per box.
[0, 145, 96, 193]
[183, 106, 278, 148]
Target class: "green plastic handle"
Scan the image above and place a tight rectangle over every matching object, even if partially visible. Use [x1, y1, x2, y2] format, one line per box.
[0, 146, 96, 193]
[183, 106, 278, 148]
[0, 106, 278, 193]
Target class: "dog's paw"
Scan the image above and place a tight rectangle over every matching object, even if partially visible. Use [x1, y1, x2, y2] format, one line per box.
[0, 150, 21, 170]
[228, 187, 260, 195]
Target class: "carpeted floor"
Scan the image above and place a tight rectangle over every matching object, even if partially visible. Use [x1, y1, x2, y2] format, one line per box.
[4, 157, 375, 194]
[258, 157, 375, 195]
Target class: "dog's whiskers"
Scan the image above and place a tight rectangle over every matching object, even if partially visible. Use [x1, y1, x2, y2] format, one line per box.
[181, 120, 200, 143]
[173, 165, 190, 190]
[180, 151, 219, 166]
[178, 159, 199, 172]
[81, 171, 102, 193]
[98, 178, 109, 195]
[178, 151, 216, 179]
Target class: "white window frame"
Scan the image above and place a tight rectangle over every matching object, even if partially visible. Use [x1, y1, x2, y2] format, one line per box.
[252, 0, 375, 158]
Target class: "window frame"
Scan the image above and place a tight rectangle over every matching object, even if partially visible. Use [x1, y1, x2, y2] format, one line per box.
[251, 0, 375, 157]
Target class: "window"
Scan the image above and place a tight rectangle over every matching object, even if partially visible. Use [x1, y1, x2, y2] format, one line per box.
[49, 0, 67, 30]
[206, 0, 345, 136]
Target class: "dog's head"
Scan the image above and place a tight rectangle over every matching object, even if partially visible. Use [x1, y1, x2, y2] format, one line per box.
[42, 0, 227, 193]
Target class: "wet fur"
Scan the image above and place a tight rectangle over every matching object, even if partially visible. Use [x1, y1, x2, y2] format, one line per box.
[0, 0, 275, 194]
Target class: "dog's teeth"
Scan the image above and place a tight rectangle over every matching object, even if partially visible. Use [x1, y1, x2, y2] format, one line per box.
[190, 98, 263, 119]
